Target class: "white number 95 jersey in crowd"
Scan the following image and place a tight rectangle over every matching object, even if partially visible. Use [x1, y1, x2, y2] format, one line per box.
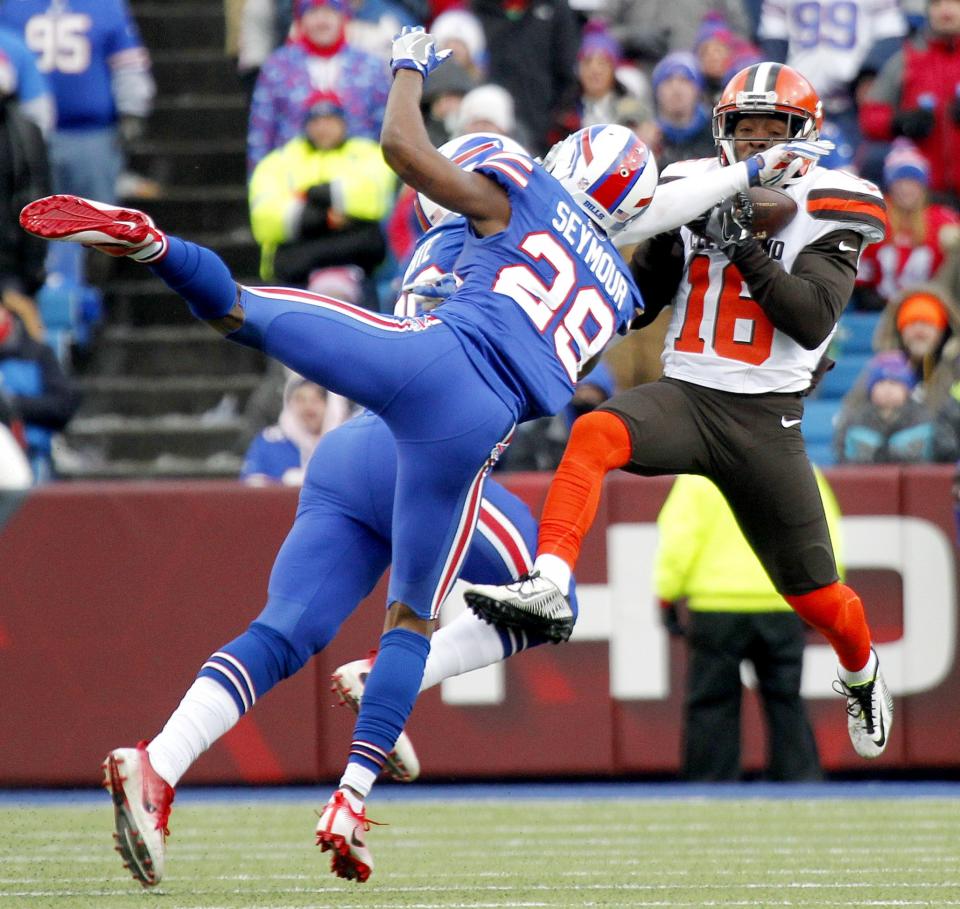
[660, 158, 886, 395]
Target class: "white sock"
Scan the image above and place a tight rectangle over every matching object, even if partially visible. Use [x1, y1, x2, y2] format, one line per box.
[533, 553, 572, 596]
[146, 677, 241, 787]
[419, 610, 507, 692]
[838, 648, 878, 686]
[339, 763, 376, 800]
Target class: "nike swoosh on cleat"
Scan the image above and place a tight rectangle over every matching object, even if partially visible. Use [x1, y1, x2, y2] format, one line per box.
[350, 830, 365, 848]
[839, 241, 858, 252]
[872, 709, 886, 748]
[781, 417, 802, 428]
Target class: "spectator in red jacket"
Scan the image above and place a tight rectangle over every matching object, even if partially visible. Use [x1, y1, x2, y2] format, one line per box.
[853, 140, 960, 311]
[860, 0, 960, 207]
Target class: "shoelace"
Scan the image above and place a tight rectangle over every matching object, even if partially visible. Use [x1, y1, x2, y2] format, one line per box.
[508, 570, 541, 593]
[315, 797, 387, 833]
[833, 678, 877, 733]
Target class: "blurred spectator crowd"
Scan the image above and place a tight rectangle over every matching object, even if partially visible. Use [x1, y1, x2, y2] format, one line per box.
[7, 0, 960, 484]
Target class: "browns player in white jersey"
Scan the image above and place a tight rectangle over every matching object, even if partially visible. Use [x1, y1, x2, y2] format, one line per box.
[466, 62, 895, 762]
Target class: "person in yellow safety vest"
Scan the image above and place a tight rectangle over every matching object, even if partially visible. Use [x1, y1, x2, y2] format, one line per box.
[654, 469, 843, 782]
[249, 89, 396, 288]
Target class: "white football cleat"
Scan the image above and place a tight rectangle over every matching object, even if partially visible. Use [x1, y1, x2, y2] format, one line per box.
[464, 571, 574, 644]
[331, 656, 421, 783]
[316, 789, 376, 882]
[834, 650, 894, 759]
[101, 741, 175, 887]
[19, 194, 168, 262]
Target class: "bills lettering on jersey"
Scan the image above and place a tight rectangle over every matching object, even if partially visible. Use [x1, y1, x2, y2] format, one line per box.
[551, 201, 630, 306]
[661, 158, 884, 394]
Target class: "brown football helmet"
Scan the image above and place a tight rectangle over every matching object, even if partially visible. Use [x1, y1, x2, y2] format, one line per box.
[713, 62, 823, 169]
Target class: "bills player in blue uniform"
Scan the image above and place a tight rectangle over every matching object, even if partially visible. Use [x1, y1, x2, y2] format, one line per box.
[21, 26, 828, 881]
[0, 0, 154, 202]
[47, 146, 586, 889]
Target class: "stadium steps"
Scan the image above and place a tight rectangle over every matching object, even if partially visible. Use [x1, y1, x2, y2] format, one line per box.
[57, 0, 267, 479]
[75, 374, 264, 418]
[63, 414, 250, 462]
[151, 50, 247, 96]
[84, 325, 267, 378]
[135, 2, 226, 53]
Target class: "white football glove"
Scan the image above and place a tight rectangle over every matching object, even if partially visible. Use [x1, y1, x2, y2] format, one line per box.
[390, 26, 452, 78]
[396, 271, 460, 315]
[747, 138, 836, 188]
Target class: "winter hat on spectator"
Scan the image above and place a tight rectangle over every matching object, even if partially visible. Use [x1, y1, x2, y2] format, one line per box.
[302, 89, 345, 123]
[296, 0, 350, 18]
[896, 291, 950, 332]
[693, 11, 736, 53]
[577, 25, 622, 64]
[883, 139, 930, 188]
[865, 351, 917, 394]
[431, 9, 486, 68]
[456, 84, 515, 135]
[652, 51, 704, 91]
[422, 58, 475, 104]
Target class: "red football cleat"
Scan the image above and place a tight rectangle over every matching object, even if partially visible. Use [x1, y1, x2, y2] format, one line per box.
[101, 741, 175, 887]
[316, 789, 379, 883]
[19, 194, 168, 262]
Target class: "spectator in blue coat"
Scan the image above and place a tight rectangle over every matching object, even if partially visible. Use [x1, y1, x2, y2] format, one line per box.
[241, 372, 352, 485]
[0, 303, 79, 481]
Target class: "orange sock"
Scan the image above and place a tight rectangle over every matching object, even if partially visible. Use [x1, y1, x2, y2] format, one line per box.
[785, 582, 872, 671]
[537, 410, 632, 568]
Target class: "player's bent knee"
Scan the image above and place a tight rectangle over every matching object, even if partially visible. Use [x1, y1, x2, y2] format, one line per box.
[566, 409, 632, 470]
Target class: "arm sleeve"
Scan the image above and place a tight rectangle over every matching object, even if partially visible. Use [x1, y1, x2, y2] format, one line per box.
[627, 230, 685, 329]
[724, 229, 862, 349]
[615, 164, 750, 247]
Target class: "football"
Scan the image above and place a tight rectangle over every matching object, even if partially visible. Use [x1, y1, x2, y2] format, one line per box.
[745, 186, 798, 240]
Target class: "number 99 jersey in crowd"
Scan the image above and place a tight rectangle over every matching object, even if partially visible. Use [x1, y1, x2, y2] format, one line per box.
[435, 147, 644, 421]
[659, 157, 886, 394]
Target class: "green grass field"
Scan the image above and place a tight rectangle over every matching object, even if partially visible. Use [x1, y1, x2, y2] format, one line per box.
[3, 793, 960, 908]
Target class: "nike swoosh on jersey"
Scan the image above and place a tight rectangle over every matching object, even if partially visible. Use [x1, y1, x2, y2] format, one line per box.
[839, 241, 858, 252]
[781, 416, 802, 428]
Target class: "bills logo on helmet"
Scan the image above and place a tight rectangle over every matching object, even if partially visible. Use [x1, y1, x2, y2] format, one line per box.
[545, 124, 658, 235]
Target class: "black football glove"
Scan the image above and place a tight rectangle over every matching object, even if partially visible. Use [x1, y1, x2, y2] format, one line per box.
[892, 107, 936, 140]
[703, 192, 754, 254]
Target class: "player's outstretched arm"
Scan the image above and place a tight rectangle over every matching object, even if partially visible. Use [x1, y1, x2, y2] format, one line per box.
[614, 139, 835, 248]
[381, 28, 510, 236]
